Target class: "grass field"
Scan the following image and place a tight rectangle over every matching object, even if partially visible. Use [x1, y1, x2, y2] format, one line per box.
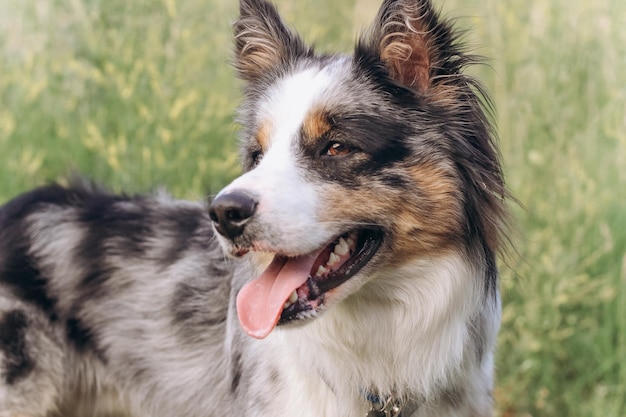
[1, 0, 625, 415]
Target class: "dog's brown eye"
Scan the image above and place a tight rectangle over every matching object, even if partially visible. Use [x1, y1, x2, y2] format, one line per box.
[325, 141, 351, 157]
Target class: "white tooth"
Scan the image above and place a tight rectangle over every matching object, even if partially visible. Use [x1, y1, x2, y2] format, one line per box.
[327, 252, 340, 266]
[346, 237, 355, 248]
[289, 291, 298, 304]
[334, 238, 349, 256]
[316, 265, 328, 276]
[299, 310, 316, 320]
[284, 302, 291, 309]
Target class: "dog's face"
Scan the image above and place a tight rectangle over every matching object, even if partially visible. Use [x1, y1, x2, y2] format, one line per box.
[209, 0, 506, 339]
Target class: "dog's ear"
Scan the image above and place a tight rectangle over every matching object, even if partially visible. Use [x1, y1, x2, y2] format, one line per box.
[234, 0, 311, 82]
[360, 0, 461, 93]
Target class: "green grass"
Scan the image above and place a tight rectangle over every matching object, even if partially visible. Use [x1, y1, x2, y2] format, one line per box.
[1, 0, 625, 415]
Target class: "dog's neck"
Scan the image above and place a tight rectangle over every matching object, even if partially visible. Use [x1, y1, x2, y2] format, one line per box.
[273, 253, 491, 410]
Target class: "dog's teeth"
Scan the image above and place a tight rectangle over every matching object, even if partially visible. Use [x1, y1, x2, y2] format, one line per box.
[316, 265, 328, 277]
[334, 238, 349, 256]
[284, 301, 291, 309]
[298, 310, 316, 320]
[289, 290, 298, 304]
[327, 252, 340, 266]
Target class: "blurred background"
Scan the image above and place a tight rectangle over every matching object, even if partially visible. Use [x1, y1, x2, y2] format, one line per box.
[0, 0, 624, 415]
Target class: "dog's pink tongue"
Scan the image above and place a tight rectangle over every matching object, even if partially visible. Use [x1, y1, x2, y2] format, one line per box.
[236, 253, 318, 339]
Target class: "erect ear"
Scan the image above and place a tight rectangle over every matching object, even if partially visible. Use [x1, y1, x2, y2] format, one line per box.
[234, 0, 311, 82]
[360, 0, 461, 93]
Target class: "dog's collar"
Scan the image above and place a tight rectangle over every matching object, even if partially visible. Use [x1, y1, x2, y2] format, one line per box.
[363, 390, 403, 417]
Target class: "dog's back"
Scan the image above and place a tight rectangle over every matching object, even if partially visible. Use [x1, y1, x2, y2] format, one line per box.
[0, 184, 234, 416]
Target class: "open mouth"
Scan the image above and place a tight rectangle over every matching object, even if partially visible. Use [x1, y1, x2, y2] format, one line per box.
[236, 228, 383, 339]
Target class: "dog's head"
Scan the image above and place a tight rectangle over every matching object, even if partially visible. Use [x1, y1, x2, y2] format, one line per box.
[209, 0, 508, 339]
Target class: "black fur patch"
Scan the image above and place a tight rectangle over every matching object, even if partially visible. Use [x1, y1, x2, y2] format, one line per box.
[1, 183, 96, 218]
[0, 187, 70, 320]
[0, 310, 35, 384]
[485, 249, 499, 300]
[64, 314, 107, 363]
[159, 207, 203, 265]
[331, 112, 413, 170]
[298, 110, 413, 187]
[231, 351, 243, 394]
[76, 193, 150, 299]
[66, 316, 93, 352]
[170, 280, 228, 329]
[0, 244, 57, 321]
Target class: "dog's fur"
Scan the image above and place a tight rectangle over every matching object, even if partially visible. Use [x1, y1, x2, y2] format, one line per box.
[0, 0, 509, 416]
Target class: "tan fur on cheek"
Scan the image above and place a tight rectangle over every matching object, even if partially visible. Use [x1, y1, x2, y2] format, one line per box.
[391, 164, 464, 260]
[409, 163, 463, 221]
[317, 164, 464, 266]
[317, 183, 391, 236]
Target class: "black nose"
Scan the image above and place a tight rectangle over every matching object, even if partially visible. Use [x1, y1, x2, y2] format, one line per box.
[209, 191, 258, 240]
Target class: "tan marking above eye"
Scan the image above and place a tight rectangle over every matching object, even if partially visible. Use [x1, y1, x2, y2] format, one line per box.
[302, 108, 332, 143]
[256, 120, 273, 151]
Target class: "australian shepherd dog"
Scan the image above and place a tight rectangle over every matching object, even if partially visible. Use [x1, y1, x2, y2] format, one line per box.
[0, 0, 510, 416]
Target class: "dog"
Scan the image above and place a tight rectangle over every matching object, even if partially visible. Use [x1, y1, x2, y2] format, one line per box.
[0, 0, 510, 416]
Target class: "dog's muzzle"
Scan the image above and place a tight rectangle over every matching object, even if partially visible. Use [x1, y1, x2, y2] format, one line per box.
[209, 190, 258, 240]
